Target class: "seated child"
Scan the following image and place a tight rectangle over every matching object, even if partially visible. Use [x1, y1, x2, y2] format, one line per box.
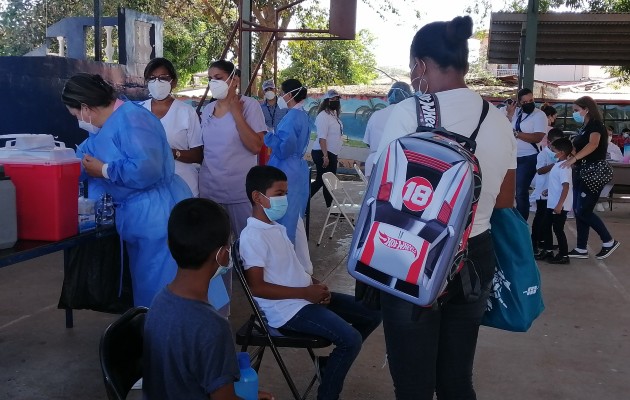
[532, 128, 564, 255]
[538, 138, 574, 264]
[143, 198, 273, 400]
[239, 165, 382, 400]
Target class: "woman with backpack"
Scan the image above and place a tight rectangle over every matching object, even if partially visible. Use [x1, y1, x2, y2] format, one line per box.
[374, 16, 517, 400]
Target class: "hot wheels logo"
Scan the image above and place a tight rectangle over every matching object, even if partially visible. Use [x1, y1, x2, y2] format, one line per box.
[378, 232, 418, 258]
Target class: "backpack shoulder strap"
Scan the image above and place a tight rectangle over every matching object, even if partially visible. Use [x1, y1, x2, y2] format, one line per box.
[469, 100, 490, 142]
[414, 94, 439, 131]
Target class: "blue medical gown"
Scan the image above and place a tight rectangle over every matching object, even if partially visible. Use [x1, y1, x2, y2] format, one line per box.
[264, 108, 311, 243]
[76, 102, 192, 307]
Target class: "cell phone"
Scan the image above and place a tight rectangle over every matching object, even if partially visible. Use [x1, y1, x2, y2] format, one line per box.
[504, 98, 514, 105]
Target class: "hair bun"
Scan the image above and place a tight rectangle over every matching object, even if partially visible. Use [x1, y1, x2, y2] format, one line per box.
[446, 16, 473, 43]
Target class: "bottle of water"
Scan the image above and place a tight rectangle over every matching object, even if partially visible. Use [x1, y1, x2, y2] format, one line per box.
[96, 193, 115, 226]
[234, 352, 258, 400]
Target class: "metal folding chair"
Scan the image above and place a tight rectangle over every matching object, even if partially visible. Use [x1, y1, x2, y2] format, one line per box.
[232, 240, 331, 400]
[317, 172, 362, 246]
[354, 163, 369, 185]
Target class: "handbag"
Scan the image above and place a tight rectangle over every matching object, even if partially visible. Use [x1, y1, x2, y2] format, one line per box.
[578, 159, 613, 195]
[482, 208, 545, 332]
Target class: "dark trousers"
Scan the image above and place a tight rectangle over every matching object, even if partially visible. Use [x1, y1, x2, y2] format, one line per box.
[380, 231, 494, 400]
[282, 292, 382, 400]
[542, 209, 568, 256]
[531, 199, 548, 250]
[574, 178, 613, 249]
[516, 154, 538, 221]
[310, 150, 338, 208]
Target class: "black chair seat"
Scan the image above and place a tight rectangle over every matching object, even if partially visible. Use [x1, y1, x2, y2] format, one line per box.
[235, 319, 332, 348]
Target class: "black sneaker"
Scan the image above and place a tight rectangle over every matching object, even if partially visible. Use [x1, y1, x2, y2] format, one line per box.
[549, 254, 570, 264]
[595, 241, 620, 260]
[568, 249, 589, 259]
[534, 250, 554, 261]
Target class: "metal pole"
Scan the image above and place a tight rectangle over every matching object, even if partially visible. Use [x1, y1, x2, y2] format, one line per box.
[240, 0, 252, 95]
[521, 0, 539, 90]
[94, 0, 101, 61]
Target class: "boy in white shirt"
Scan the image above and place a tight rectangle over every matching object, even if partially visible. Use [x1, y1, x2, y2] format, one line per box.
[532, 128, 564, 255]
[538, 138, 574, 264]
[239, 165, 382, 400]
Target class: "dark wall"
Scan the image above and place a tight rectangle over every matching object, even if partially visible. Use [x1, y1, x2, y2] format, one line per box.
[0, 56, 149, 149]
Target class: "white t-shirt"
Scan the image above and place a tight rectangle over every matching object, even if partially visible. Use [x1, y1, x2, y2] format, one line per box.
[363, 105, 396, 176]
[312, 111, 343, 155]
[239, 217, 312, 328]
[512, 107, 547, 157]
[377, 89, 517, 237]
[547, 163, 573, 211]
[532, 147, 556, 200]
[607, 142, 624, 162]
[143, 99, 203, 196]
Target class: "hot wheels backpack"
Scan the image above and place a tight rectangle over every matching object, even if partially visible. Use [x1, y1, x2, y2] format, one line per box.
[348, 94, 489, 307]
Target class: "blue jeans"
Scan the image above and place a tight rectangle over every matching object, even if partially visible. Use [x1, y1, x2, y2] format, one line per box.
[380, 231, 494, 400]
[281, 292, 382, 400]
[516, 154, 538, 221]
[574, 178, 612, 249]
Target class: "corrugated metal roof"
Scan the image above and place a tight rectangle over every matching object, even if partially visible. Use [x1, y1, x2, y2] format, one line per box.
[488, 12, 630, 65]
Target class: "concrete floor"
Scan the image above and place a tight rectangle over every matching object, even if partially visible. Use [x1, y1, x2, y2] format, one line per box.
[1, 184, 630, 400]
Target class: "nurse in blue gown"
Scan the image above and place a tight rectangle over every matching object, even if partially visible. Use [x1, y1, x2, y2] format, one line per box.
[264, 79, 313, 272]
[62, 73, 192, 307]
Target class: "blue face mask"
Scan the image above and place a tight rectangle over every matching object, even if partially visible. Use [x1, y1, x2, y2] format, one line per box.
[262, 194, 288, 221]
[573, 111, 584, 124]
[212, 246, 232, 280]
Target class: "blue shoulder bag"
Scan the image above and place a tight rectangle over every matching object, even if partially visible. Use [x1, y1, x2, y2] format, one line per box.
[482, 207, 545, 332]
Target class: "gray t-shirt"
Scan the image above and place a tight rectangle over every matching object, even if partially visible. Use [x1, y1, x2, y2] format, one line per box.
[143, 288, 239, 399]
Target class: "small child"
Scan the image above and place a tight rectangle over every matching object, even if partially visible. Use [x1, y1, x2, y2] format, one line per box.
[538, 138, 574, 264]
[532, 128, 564, 255]
[239, 165, 382, 400]
[143, 198, 273, 400]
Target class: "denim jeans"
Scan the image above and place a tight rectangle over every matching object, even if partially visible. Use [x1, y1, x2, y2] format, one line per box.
[574, 178, 613, 249]
[380, 231, 494, 400]
[311, 150, 339, 208]
[516, 154, 538, 221]
[542, 209, 568, 256]
[281, 292, 382, 400]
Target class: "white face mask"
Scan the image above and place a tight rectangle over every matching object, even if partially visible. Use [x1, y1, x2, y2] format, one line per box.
[148, 80, 172, 101]
[608, 136, 613, 143]
[209, 69, 236, 100]
[277, 87, 303, 110]
[78, 107, 100, 134]
[264, 91, 276, 100]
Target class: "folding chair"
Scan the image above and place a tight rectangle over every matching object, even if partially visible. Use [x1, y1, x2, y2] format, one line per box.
[317, 172, 362, 246]
[232, 240, 332, 400]
[99, 306, 147, 400]
[354, 163, 369, 185]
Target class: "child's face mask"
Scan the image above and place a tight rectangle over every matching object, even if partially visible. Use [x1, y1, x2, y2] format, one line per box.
[261, 194, 288, 221]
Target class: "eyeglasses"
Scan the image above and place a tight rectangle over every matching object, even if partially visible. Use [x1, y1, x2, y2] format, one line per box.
[147, 75, 173, 83]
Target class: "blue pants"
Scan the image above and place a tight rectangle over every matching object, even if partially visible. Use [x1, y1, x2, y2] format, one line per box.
[380, 231, 494, 400]
[573, 178, 612, 249]
[282, 292, 382, 400]
[516, 154, 538, 221]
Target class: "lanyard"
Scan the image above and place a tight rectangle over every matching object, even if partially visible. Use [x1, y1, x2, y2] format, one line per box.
[265, 102, 277, 125]
[515, 110, 531, 132]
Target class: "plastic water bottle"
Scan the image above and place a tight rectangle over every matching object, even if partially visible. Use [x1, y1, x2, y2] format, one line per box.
[96, 193, 115, 226]
[0, 165, 17, 249]
[234, 352, 258, 400]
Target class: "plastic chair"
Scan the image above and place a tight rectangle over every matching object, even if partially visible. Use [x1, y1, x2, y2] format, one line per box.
[99, 306, 147, 400]
[354, 163, 368, 185]
[232, 240, 331, 400]
[317, 172, 362, 246]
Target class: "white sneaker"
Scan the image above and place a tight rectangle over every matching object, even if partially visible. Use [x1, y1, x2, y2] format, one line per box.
[131, 378, 143, 390]
[595, 203, 605, 212]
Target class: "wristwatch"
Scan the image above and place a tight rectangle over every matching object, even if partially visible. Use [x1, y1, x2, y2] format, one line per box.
[174, 150, 181, 160]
